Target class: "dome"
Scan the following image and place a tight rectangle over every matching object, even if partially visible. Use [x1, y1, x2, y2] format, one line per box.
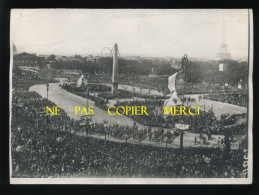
[13, 43, 17, 53]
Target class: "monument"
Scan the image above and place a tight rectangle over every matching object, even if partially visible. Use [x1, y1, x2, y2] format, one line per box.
[112, 43, 119, 96]
[215, 20, 232, 60]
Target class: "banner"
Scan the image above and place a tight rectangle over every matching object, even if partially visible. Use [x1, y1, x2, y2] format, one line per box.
[77, 74, 84, 87]
[163, 91, 182, 114]
[219, 63, 224, 71]
[168, 72, 178, 93]
[175, 123, 190, 130]
[164, 69, 184, 115]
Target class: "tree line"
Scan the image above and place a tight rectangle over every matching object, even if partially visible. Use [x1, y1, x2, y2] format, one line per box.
[49, 55, 248, 85]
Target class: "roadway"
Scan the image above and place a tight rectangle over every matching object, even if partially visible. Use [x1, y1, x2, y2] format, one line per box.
[29, 83, 142, 127]
[29, 82, 245, 149]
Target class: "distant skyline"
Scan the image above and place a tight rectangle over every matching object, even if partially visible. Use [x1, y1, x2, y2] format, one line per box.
[11, 9, 249, 59]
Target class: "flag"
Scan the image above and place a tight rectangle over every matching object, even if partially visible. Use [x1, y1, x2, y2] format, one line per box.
[56, 137, 62, 142]
[77, 74, 84, 87]
[204, 157, 211, 164]
[165, 70, 184, 93]
[164, 69, 184, 115]
[175, 123, 189, 130]
[163, 91, 182, 115]
[168, 72, 177, 93]
[175, 69, 184, 92]
[16, 145, 23, 152]
[219, 63, 224, 71]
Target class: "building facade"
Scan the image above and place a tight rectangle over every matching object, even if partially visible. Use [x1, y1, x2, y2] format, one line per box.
[13, 52, 45, 69]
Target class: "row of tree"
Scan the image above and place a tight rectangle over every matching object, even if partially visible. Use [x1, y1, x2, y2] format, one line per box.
[49, 55, 248, 85]
[185, 60, 248, 85]
[51, 57, 178, 76]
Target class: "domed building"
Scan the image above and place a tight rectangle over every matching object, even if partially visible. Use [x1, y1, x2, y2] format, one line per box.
[13, 43, 17, 54]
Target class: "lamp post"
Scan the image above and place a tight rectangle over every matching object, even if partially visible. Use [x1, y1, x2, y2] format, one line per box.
[85, 80, 89, 109]
[165, 137, 168, 149]
[86, 119, 89, 137]
[181, 54, 188, 106]
[180, 130, 184, 149]
[203, 85, 206, 112]
[104, 123, 107, 141]
[132, 87, 135, 101]
[148, 87, 151, 101]
[87, 89, 89, 109]
[46, 83, 49, 101]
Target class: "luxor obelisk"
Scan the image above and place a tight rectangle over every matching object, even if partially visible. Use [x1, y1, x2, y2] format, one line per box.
[112, 43, 118, 96]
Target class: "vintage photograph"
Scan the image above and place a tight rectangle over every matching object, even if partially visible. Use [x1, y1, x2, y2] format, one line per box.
[10, 9, 253, 184]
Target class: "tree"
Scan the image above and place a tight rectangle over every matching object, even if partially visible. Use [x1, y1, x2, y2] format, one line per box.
[47, 54, 56, 61]
[224, 131, 231, 156]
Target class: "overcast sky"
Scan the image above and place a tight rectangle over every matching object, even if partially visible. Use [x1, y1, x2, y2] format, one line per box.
[11, 9, 249, 58]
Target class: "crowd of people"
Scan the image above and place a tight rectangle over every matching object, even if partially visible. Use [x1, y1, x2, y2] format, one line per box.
[118, 75, 168, 92]
[204, 93, 247, 107]
[64, 74, 247, 108]
[12, 126, 246, 178]
[59, 81, 248, 138]
[61, 83, 108, 110]
[112, 100, 247, 135]
[61, 82, 167, 106]
[13, 71, 57, 91]
[87, 83, 111, 92]
[11, 92, 246, 178]
[97, 89, 167, 100]
[11, 73, 248, 178]
[88, 74, 111, 83]
[87, 74, 244, 95]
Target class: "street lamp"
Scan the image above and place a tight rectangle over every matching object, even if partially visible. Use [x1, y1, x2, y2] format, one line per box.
[165, 137, 168, 149]
[46, 83, 49, 101]
[132, 87, 135, 101]
[125, 133, 129, 143]
[104, 123, 107, 141]
[87, 88, 89, 109]
[84, 79, 89, 109]
[180, 130, 184, 149]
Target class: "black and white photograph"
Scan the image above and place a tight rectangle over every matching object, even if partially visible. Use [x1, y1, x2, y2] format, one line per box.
[9, 9, 253, 184]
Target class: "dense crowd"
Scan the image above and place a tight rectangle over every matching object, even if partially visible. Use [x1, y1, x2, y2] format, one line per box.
[61, 83, 167, 109]
[113, 100, 247, 135]
[86, 83, 111, 92]
[97, 89, 167, 100]
[12, 127, 246, 178]
[13, 71, 58, 91]
[61, 83, 108, 110]
[60, 82, 247, 137]
[204, 93, 247, 107]
[118, 75, 168, 92]
[87, 74, 244, 94]
[88, 74, 111, 84]
[11, 92, 246, 178]
[11, 74, 248, 178]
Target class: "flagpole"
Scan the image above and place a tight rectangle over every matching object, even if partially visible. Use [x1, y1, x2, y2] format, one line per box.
[87, 83, 89, 109]
[87, 89, 89, 109]
[183, 59, 185, 106]
[46, 83, 49, 101]
[180, 54, 188, 149]
[182, 54, 188, 106]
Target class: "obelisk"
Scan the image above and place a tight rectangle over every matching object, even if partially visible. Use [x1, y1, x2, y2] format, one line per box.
[112, 43, 118, 96]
